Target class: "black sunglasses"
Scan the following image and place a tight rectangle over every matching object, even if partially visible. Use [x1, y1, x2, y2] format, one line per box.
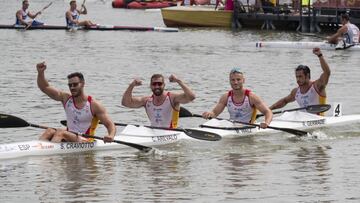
[68, 82, 80, 88]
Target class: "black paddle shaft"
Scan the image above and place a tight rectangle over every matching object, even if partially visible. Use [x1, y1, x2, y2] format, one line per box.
[61, 120, 221, 141]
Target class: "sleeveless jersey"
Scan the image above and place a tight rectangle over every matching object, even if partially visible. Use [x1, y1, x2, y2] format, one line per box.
[64, 96, 99, 139]
[295, 83, 326, 115]
[15, 9, 27, 25]
[144, 92, 179, 128]
[344, 23, 360, 44]
[66, 10, 79, 27]
[227, 89, 257, 123]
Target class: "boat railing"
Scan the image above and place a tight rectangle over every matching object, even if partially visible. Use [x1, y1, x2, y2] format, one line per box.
[235, 0, 360, 32]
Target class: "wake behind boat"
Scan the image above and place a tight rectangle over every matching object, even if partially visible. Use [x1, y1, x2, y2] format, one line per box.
[254, 41, 360, 51]
[0, 24, 179, 32]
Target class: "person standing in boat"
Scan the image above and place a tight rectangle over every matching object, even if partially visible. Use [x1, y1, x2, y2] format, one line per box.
[15, 0, 44, 27]
[121, 74, 196, 129]
[202, 68, 273, 128]
[269, 48, 331, 116]
[327, 13, 359, 47]
[36, 62, 116, 143]
[66, 0, 96, 28]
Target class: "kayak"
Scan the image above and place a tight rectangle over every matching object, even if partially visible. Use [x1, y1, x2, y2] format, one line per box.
[2, 105, 359, 160]
[0, 125, 193, 160]
[254, 41, 360, 51]
[195, 111, 360, 138]
[0, 24, 179, 32]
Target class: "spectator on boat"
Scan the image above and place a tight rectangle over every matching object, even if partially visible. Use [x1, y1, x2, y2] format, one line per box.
[15, 0, 44, 27]
[224, 0, 234, 11]
[327, 13, 359, 46]
[261, 0, 274, 13]
[66, 0, 96, 28]
[36, 62, 116, 143]
[202, 68, 272, 128]
[216, 0, 233, 11]
[270, 48, 331, 116]
[121, 74, 196, 129]
[182, 0, 195, 6]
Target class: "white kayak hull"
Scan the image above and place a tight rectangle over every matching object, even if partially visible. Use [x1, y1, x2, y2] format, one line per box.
[2, 112, 360, 160]
[254, 41, 360, 51]
[0, 125, 192, 160]
[195, 111, 360, 137]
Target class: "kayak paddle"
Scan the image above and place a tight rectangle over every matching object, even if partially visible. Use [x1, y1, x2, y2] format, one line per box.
[60, 120, 221, 141]
[179, 107, 309, 137]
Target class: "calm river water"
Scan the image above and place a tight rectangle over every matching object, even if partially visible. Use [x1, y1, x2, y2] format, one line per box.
[1, 0, 360, 202]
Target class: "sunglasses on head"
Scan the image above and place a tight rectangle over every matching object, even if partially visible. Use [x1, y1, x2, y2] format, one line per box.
[230, 67, 243, 74]
[68, 82, 80, 88]
[151, 82, 163, 86]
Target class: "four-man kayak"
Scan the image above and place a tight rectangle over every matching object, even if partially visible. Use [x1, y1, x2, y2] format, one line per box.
[2, 109, 360, 160]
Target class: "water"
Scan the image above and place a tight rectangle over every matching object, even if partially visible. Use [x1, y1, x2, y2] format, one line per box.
[1, 0, 360, 202]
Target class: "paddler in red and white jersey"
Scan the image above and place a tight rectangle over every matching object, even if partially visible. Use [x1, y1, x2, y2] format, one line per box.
[327, 13, 360, 46]
[15, 0, 44, 27]
[202, 68, 273, 128]
[270, 48, 331, 116]
[65, 0, 95, 28]
[121, 74, 196, 128]
[36, 62, 116, 143]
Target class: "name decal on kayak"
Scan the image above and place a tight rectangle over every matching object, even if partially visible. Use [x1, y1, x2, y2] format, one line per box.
[235, 128, 254, 133]
[18, 144, 31, 151]
[32, 143, 55, 150]
[60, 142, 95, 149]
[0, 145, 18, 152]
[302, 119, 326, 127]
[151, 134, 178, 142]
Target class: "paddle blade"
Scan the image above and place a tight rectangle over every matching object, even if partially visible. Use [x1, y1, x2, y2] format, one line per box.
[179, 107, 193, 118]
[60, 120, 67, 126]
[269, 126, 308, 137]
[183, 129, 222, 141]
[306, 104, 331, 114]
[0, 114, 30, 128]
[179, 107, 203, 118]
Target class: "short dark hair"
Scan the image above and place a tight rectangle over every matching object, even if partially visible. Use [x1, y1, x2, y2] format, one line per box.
[341, 13, 350, 21]
[150, 74, 164, 82]
[70, 0, 76, 5]
[67, 72, 85, 81]
[23, 0, 29, 4]
[296, 65, 311, 78]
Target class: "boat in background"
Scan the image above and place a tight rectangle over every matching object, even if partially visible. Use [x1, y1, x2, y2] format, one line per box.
[161, 6, 233, 27]
[0, 24, 179, 32]
[112, 0, 179, 9]
[254, 41, 360, 51]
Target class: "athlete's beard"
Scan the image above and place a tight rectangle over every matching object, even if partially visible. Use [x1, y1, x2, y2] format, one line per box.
[153, 88, 163, 96]
[232, 86, 241, 90]
[231, 84, 242, 91]
[71, 89, 82, 98]
[297, 80, 307, 87]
